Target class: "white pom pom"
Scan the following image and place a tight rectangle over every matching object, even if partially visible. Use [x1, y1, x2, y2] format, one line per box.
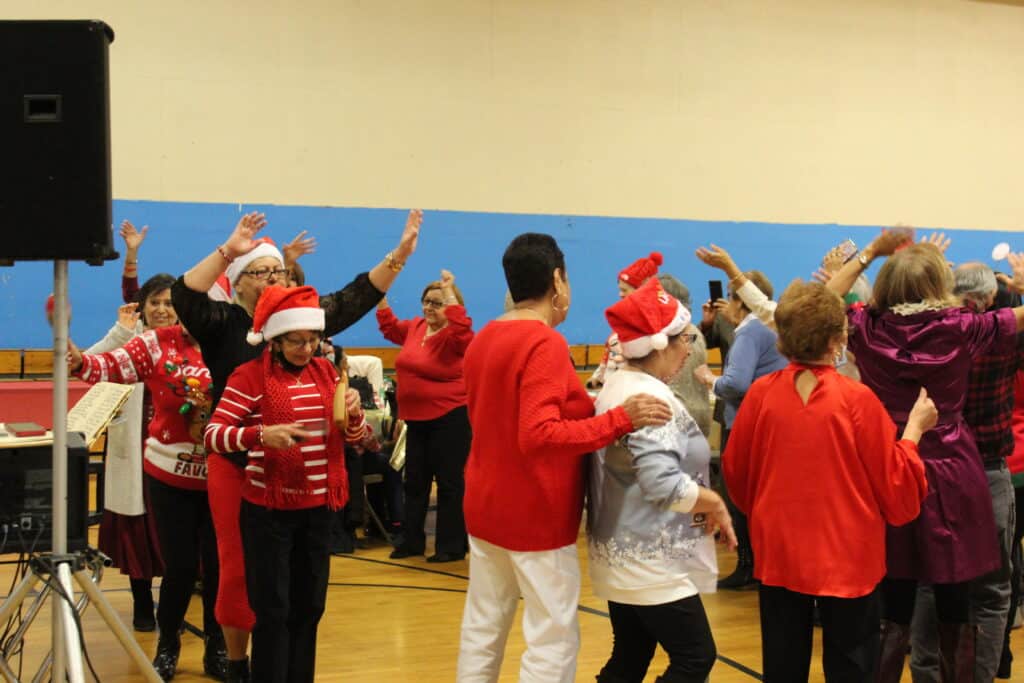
[246, 330, 264, 346]
[650, 333, 668, 351]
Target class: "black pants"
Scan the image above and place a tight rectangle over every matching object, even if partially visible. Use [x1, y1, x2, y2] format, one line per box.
[598, 596, 717, 683]
[240, 500, 331, 683]
[145, 474, 220, 639]
[1001, 485, 1024, 662]
[403, 406, 471, 555]
[881, 577, 969, 624]
[719, 428, 753, 566]
[759, 584, 880, 682]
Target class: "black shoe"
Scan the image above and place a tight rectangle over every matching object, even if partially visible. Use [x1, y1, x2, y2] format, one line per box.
[133, 613, 156, 632]
[152, 638, 181, 682]
[717, 563, 756, 590]
[389, 545, 424, 559]
[203, 632, 229, 681]
[331, 529, 356, 555]
[427, 552, 465, 563]
[226, 657, 250, 683]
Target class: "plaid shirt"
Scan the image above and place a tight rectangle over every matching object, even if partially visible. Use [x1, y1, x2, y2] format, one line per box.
[964, 316, 1024, 466]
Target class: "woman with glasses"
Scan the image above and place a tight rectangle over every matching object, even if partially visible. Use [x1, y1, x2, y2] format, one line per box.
[376, 268, 474, 562]
[588, 278, 736, 683]
[205, 285, 369, 683]
[172, 210, 422, 681]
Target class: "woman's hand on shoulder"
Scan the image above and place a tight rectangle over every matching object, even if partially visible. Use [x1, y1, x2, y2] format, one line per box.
[621, 393, 673, 429]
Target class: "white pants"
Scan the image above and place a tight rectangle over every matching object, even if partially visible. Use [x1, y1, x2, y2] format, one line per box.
[457, 535, 581, 683]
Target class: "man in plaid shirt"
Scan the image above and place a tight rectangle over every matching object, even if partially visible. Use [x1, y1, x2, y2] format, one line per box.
[911, 263, 1023, 681]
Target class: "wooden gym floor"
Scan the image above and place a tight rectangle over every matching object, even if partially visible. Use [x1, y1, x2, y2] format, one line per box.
[1, 524, 1020, 682]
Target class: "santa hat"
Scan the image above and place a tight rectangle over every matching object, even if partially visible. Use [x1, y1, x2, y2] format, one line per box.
[618, 251, 663, 286]
[225, 238, 285, 284]
[246, 285, 325, 345]
[605, 278, 691, 359]
[207, 273, 233, 302]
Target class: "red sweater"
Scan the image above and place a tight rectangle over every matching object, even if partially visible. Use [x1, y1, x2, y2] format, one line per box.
[205, 358, 368, 509]
[1008, 371, 1024, 485]
[463, 320, 634, 551]
[724, 364, 928, 598]
[377, 304, 474, 421]
[80, 326, 212, 491]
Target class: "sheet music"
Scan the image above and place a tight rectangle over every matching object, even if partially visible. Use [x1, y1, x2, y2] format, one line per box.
[66, 381, 134, 446]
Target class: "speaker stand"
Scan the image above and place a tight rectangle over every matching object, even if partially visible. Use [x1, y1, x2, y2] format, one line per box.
[0, 261, 159, 682]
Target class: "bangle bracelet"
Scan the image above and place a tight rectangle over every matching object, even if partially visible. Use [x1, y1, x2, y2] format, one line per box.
[125, 260, 138, 266]
[385, 251, 404, 273]
[217, 245, 235, 264]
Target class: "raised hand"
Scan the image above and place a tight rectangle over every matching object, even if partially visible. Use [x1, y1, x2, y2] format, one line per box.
[920, 231, 951, 254]
[869, 226, 914, 258]
[67, 339, 83, 374]
[440, 269, 455, 289]
[119, 220, 149, 252]
[996, 252, 1024, 294]
[283, 229, 317, 266]
[223, 212, 269, 259]
[695, 244, 742, 281]
[394, 209, 423, 262]
[117, 302, 140, 330]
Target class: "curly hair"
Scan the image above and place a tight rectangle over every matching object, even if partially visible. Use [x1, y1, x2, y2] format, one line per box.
[775, 281, 846, 362]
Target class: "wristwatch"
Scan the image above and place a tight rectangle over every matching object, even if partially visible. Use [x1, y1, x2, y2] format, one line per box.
[856, 251, 870, 268]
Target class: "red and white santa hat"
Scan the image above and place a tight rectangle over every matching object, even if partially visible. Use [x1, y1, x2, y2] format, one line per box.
[207, 273, 233, 302]
[226, 237, 285, 285]
[618, 251, 663, 286]
[246, 285, 325, 345]
[605, 278, 691, 359]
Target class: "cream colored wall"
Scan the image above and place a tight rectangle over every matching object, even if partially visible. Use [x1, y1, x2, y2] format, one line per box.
[8, 0, 1024, 229]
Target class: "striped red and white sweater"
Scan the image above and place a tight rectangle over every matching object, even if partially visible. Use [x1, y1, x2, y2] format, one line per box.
[79, 325, 213, 490]
[204, 357, 369, 509]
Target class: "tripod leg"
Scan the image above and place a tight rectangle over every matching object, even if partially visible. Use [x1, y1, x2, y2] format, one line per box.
[72, 569, 162, 682]
[0, 571, 42, 624]
[56, 564, 85, 683]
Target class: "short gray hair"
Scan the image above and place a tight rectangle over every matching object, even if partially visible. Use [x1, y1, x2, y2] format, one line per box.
[657, 273, 692, 312]
[954, 262, 997, 310]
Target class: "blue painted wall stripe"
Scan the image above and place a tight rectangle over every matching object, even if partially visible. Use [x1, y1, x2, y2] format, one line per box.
[0, 199, 1018, 349]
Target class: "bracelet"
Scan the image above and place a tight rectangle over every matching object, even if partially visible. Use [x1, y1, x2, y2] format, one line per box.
[385, 251, 404, 273]
[217, 245, 235, 264]
[124, 260, 138, 266]
[856, 252, 870, 269]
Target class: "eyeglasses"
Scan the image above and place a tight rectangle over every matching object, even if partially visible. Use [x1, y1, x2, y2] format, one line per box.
[241, 267, 290, 281]
[421, 299, 446, 310]
[280, 334, 323, 350]
[680, 333, 698, 345]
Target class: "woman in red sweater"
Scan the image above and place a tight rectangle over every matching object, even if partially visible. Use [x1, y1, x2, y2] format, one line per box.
[723, 281, 934, 682]
[205, 285, 367, 683]
[69, 321, 223, 680]
[377, 269, 473, 562]
[457, 233, 673, 683]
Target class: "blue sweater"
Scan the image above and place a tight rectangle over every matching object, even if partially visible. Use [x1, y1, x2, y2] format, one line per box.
[715, 316, 788, 428]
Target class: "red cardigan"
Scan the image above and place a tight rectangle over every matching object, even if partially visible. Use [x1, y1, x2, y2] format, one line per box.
[377, 304, 473, 421]
[462, 320, 633, 551]
[724, 363, 928, 598]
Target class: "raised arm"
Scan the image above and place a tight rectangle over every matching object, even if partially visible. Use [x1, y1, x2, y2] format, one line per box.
[71, 330, 160, 385]
[86, 303, 141, 354]
[182, 212, 269, 294]
[119, 220, 147, 303]
[438, 270, 474, 353]
[826, 229, 912, 298]
[695, 244, 775, 326]
[995, 252, 1024, 332]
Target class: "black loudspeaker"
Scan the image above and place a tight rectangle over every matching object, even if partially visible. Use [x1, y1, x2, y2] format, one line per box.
[0, 20, 117, 265]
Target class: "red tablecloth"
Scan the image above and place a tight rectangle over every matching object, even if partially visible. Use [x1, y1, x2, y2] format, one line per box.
[0, 380, 92, 429]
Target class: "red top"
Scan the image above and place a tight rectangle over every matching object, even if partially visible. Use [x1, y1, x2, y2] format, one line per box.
[205, 358, 368, 509]
[1007, 371, 1024, 481]
[463, 319, 634, 551]
[79, 325, 213, 491]
[723, 363, 928, 598]
[377, 304, 474, 421]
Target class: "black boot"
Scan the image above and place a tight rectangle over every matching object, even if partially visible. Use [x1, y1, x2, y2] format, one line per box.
[152, 636, 180, 682]
[938, 622, 975, 683]
[203, 631, 230, 681]
[717, 546, 755, 590]
[130, 578, 156, 632]
[875, 620, 909, 683]
[226, 657, 250, 683]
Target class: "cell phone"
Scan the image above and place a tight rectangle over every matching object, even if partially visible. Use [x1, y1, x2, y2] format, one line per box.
[708, 280, 724, 303]
[835, 239, 858, 264]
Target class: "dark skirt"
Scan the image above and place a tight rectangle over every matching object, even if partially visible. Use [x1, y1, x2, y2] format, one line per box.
[98, 508, 164, 580]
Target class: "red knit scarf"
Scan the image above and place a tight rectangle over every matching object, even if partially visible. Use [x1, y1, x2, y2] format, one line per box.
[257, 350, 349, 510]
